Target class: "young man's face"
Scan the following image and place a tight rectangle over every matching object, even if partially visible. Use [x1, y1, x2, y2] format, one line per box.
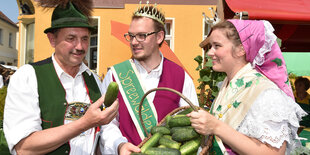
[128, 17, 163, 61]
[48, 27, 90, 68]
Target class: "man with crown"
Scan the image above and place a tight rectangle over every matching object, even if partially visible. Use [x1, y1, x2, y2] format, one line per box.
[101, 1, 199, 154]
[3, 0, 119, 154]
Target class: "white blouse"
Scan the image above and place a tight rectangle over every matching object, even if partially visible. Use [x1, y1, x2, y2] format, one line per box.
[238, 88, 307, 155]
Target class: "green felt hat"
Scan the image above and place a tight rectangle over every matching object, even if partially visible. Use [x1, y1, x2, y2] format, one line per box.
[44, 2, 94, 33]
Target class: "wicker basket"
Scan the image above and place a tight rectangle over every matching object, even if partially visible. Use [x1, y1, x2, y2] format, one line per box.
[137, 87, 213, 154]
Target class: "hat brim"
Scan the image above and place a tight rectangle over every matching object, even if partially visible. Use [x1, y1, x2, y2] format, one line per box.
[44, 25, 95, 34]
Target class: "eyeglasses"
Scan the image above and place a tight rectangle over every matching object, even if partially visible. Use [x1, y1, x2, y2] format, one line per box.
[124, 31, 158, 42]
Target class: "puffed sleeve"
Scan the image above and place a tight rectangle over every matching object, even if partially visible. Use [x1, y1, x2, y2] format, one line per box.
[238, 88, 307, 154]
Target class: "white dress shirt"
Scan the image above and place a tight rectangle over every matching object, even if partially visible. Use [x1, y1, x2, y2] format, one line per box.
[100, 55, 199, 154]
[4, 54, 103, 155]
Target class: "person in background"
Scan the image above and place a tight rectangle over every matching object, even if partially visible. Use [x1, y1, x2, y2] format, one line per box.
[294, 77, 310, 105]
[3, 1, 118, 154]
[294, 77, 310, 127]
[188, 19, 307, 154]
[100, 1, 199, 155]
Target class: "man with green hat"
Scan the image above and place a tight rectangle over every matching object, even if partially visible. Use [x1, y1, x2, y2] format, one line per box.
[3, 1, 119, 155]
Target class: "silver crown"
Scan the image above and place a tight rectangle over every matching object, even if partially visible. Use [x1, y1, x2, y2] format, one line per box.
[203, 7, 221, 27]
[134, 1, 165, 25]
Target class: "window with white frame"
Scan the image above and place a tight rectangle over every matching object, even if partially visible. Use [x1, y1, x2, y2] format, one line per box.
[19, 16, 35, 66]
[9, 32, 13, 48]
[86, 17, 99, 72]
[0, 29, 3, 45]
[203, 18, 212, 40]
[25, 23, 35, 64]
[164, 18, 174, 51]
[202, 18, 212, 59]
[89, 33, 97, 70]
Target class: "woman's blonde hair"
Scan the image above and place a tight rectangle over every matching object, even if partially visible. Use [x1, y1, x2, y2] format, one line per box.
[212, 21, 242, 47]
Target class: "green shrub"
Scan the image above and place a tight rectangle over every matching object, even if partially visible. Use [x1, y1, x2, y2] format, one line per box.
[194, 55, 226, 108]
[0, 86, 7, 121]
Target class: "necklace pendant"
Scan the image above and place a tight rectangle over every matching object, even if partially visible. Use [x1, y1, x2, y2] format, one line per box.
[227, 104, 232, 109]
[218, 113, 223, 118]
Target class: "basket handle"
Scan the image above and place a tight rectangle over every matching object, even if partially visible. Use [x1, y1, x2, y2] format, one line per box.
[138, 87, 198, 137]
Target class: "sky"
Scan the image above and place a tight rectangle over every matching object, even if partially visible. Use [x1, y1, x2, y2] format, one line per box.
[0, 0, 19, 23]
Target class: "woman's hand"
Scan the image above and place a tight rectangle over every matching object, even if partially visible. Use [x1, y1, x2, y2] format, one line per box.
[188, 109, 287, 155]
[187, 109, 221, 136]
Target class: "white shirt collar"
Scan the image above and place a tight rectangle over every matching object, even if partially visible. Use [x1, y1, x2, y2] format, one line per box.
[51, 53, 91, 78]
[133, 52, 164, 78]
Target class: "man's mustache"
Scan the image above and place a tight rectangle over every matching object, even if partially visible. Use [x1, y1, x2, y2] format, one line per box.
[70, 50, 85, 54]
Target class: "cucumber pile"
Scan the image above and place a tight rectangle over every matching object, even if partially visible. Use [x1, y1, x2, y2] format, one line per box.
[137, 108, 201, 155]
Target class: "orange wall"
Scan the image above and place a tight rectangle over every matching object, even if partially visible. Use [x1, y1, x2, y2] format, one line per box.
[33, 7, 54, 61]
[30, 3, 216, 91]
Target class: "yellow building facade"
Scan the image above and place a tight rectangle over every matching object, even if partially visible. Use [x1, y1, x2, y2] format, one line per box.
[16, 0, 217, 89]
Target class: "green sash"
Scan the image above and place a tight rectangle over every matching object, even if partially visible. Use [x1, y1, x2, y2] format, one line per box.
[111, 60, 158, 139]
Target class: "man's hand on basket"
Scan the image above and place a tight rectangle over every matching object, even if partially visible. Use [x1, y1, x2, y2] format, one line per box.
[118, 142, 140, 155]
[187, 109, 222, 136]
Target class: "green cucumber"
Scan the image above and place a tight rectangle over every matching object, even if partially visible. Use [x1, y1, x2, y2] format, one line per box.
[145, 147, 181, 155]
[141, 132, 162, 153]
[103, 82, 119, 107]
[176, 108, 194, 115]
[159, 137, 181, 150]
[158, 145, 167, 148]
[163, 135, 172, 140]
[168, 116, 191, 128]
[170, 126, 193, 134]
[172, 128, 199, 142]
[151, 126, 171, 135]
[165, 115, 172, 128]
[172, 114, 186, 118]
[180, 138, 201, 155]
